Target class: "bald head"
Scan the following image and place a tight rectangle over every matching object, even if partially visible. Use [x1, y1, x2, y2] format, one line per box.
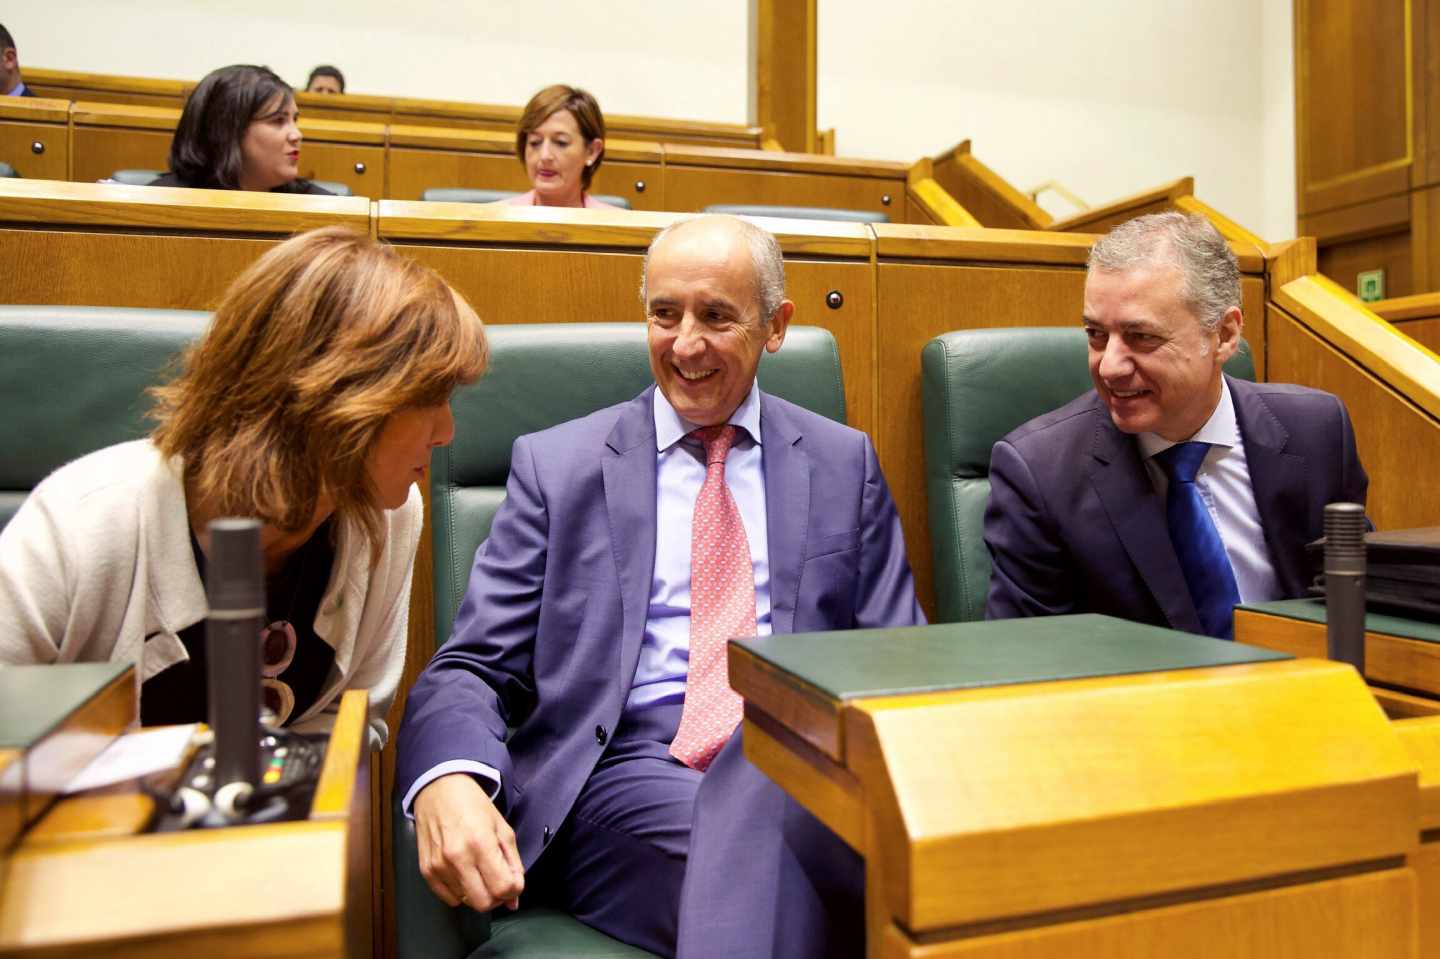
[641, 215, 786, 324]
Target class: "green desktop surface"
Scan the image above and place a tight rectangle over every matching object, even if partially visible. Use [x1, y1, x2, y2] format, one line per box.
[733, 613, 1290, 702]
[0, 661, 131, 749]
[1239, 598, 1440, 645]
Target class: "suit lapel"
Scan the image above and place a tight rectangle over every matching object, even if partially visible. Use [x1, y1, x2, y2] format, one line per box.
[1087, 406, 1203, 633]
[760, 394, 806, 636]
[602, 389, 660, 694]
[1230, 378, 1308, 594]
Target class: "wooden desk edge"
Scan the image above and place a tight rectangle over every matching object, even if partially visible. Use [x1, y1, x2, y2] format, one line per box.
[310, 689, 368, 821]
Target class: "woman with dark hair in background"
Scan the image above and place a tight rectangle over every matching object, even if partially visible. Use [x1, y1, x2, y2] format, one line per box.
[151, 64, 330, 195]
[504, 84, 618, 209]
[0, 227, 490, 747]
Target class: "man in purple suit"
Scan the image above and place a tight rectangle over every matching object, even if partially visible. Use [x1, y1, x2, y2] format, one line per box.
[397, 214, 924, 956]
[985, 212, 1368, 635]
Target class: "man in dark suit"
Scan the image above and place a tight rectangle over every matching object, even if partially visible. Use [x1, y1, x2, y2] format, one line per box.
[985, 211, 1367, 635]
[0, 25, 35, 97]
[398, 214, 923, 956]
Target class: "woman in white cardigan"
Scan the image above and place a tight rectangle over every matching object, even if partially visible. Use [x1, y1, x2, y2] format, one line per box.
[0, 227, 489, 748]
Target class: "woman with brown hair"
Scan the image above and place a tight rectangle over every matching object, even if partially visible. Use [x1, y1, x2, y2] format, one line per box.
[503, 84, 619, 209]
[0, 227, 488, 747]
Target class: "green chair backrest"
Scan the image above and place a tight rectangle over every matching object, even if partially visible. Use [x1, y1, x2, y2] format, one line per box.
[430, 323, 846, 647]
[0, 162, 19, 178]
[920, 327, 1256, 624]
[0, 306, 208, 529]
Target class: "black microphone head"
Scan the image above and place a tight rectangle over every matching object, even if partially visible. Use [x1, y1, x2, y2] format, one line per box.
[207, 518, 265, 613]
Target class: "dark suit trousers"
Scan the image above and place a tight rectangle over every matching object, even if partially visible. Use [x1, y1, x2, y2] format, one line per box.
[531, 702, 700, 957]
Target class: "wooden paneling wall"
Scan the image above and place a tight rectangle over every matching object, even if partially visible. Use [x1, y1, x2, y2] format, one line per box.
[1296, 0, 1440, 297]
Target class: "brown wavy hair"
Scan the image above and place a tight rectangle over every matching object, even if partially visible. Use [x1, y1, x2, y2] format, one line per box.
[150, 226, 488, 551]
[514, 84, 606, 190]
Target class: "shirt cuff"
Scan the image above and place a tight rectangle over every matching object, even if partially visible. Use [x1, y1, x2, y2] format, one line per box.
[401, 760, 502, 819]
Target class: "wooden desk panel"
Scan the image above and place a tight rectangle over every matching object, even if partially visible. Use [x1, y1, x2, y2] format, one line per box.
[876, 869, 1415, 959]
[387, 148, 529, 202]
[0, 229, 279, 309]
[1234, 607, 1440, 699]
[72, 126, 170, 183]
[0, 122, 67, 182]
[664, 165, 905, 219]
[300, 142, 386, 198]
[0, 101, 70, 181]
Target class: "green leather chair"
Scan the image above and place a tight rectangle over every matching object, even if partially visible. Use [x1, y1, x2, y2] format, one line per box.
[703, 203, 889, 224]
[0, 305, 207, 529]
[420, 188, 633, 210]
[395, 322, 846, 959]
[920, 327, 1256, 624]
[0, 162, 19, 178]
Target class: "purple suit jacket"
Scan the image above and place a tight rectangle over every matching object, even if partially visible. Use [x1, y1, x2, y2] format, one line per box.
[397, 386, 923, 868]
[984, 376, 1369, 631]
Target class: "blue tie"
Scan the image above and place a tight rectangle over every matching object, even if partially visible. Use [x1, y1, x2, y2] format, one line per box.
[1154, 442, 1241, 639]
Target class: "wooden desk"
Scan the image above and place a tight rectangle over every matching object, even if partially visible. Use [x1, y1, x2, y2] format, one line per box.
[730, 617, 1420, 957]
[0, 690, 373, 959]
[1235, 599, 1440, 704]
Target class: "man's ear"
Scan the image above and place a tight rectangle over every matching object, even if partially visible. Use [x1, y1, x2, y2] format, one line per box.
[765, 300, 795, 353]
[1214, 305, 1243, 362]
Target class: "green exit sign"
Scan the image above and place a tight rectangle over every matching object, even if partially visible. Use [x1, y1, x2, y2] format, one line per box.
[1357, 269, 1385, 302]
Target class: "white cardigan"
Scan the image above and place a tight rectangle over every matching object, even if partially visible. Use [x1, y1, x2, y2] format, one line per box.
[0, 440, 422, 748]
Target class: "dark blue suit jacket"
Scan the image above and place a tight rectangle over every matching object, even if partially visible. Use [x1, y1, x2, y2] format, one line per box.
[398, 386, 923, 869]
[984, 376, 1369, 631]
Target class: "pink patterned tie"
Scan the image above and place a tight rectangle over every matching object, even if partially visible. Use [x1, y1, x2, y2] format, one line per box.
[670, 425, 756, 771]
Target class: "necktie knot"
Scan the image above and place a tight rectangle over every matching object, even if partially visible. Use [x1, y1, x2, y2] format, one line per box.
[1155, 441, 1210, 485]
[691, 425, 739, 467]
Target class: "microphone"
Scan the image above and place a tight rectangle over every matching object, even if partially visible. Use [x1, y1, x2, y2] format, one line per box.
[205, 517, 265, 800]
[1323, 502, 1367, 674]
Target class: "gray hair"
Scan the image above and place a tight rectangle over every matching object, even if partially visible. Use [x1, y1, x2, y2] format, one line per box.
[639, 215, 787, 324]
[1087, 212, 1240, 332]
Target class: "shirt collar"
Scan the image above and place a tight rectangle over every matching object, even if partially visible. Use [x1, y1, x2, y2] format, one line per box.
[653, 379, 763, 452]
[1137, 376, 1239, 460]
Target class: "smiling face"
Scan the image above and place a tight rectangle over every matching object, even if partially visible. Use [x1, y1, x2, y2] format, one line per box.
[1083, 261, 1241, 442]
[523, 108, 602, 207]
[645, 219, 792, 427]
[239, 94, 302, 192]
[366, 401, 456, 509]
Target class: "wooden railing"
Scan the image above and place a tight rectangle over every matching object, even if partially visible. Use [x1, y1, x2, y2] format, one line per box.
[1266, 240, 1440, 531]
[24, 66, 766, 149]
[1373, 292, 1440, 355]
